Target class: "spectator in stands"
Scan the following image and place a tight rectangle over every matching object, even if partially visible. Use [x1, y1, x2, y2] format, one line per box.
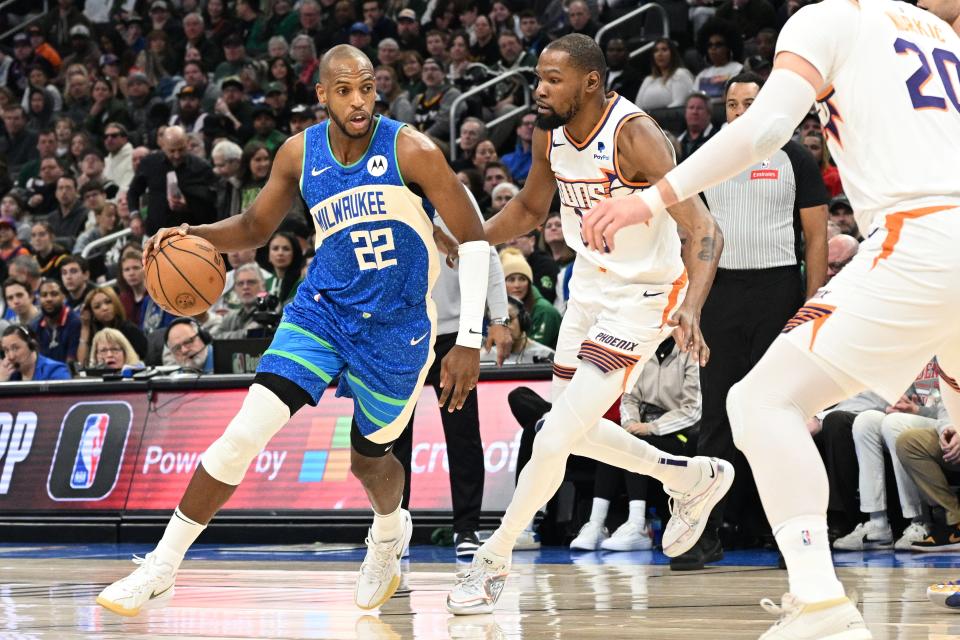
[63, 131, 93, 179]
[29, 221, 68, 277]
[128, 125, 218, 235]
[604, 38, 643, 104]
[489, 182, 519, 218]
[268, 58, 310, 108]
[148, 0, 185, 50]
[375, 66, 414, 123]
[124, 73, 163, 143]
[715, 0, 777, 39]
[413, 57, 463, 142]
[1, 105, 38, 177]
[400, 50, 425, 98]
[377, 37, 402, 71]
[0, 217, 30, 266]
[362, 0, 398, 43]
[677, 92, 715, 161]
[170, 85, 208, 134]
[213, 248, 272, 315]
[103, 123, 134, 191]
[22, 63, 63, 114]
[554, 0, 599, 39]
[0, 325, 70, 381]
[480, 296, 553, 365]
[672, 72, 828, 571]
[827, 234, 858, 281]
[542, 211, 575, 314]
[212, 140, 244, 220]
[501, 112, 536, 184]
[291, 35, 320, 88]
[452, 117, 487, 170]
[396, 8, 426, 57]
[164, 317, 214, 373]
[797, 110, 821, 139]
[475, 141, 501, 176]
[89, 327, 143, 370]
[24, 87, 56, 135]
[16, 129, 57, 189]
[118, 247, 175, 334]
[212, 263, 264, 338]
[571, 335, 701, 551]
[62, 24, 100, 73]
[828, 194, 859, 239]
[238, 142, 272, 212]
[468, 15, 499, 66]
[832, 374, 943, 551]
[30, 278, 81, 363]
[348, 22, 377, 61]
[75, 201, 118, 255]
[506, 228, 559, 304]
[62, 70, 92, 125]
[85, 77, 131, 142]
[181, 13, 223, 71]
[215, 35, 251, 82]
[802, 132, 842, 197]
[23, 158, 61, 219]
[500, 248, 560, 349]
[77, 285, 147, 366]
[518, 10, 546, 56]
[636, 38, 696, 112]
[77, 152, 117, 198]
[7, 255, 42, 301]
[214, 76, 254, 137]
[59, 256, 94, 312]
[4, 278, 40, 325]
[426, 29, 451, 67]
[694, 19, 743, 101]
[258, 231, 303, 304]
[54, 117, 74, 158]
[248, 106, 286, 153]
[46, 175, 87, 244]
[896, 417, 960, 551]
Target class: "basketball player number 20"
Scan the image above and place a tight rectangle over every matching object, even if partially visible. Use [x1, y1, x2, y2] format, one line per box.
[895, 38, 960, 112]
[350, 228, 397, 270]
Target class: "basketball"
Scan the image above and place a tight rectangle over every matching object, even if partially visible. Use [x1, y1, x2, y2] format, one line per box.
[145, 234, 226, 316]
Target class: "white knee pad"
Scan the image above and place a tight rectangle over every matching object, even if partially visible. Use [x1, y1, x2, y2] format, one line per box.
[201, 384, 291, 485]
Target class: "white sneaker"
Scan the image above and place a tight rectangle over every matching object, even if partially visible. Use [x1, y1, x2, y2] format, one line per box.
[600, 521, 653, 551]
[832, 522, 893, 551]
[96, 552, 177, 617]
[569, 520, 609, 551]
[446, 547, 511, 615]
[759, 593, 871, 639]
[661, 457, 734, 558]
[355, 509, 413, 610]
[894, 522, 928, 551]
[514, 529, 541, 551]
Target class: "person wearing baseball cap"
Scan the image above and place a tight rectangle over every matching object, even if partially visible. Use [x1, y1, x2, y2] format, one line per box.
[396, 8, 426, 56]
[288, 104, 315, 135]
[170, 85, 208, 134]
[828, 194, 859, 239]
[348, 22, 376, 59]
[26, 25, 63, 74]
[249, 104, 286, 153]
[264, 83, 292, 131]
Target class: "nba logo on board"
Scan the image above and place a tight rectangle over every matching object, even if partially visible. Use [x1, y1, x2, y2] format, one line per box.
[48, 402, 133, 501]
[801, 529, 812, 546]
[70, 414, 109, 489]
[367, 155, 388, 177]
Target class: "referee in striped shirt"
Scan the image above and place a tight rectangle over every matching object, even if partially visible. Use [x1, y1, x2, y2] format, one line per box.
[670, 71, 829, 571]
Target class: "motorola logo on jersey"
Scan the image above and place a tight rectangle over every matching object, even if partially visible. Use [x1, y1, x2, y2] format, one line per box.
[47, 402, 132, 501]
[367, 154, 388, 177]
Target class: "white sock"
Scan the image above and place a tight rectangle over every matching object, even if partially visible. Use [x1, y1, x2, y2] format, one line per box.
[628, 500, 646, 526]
[371, 503, 403, 542]
[775, 516, 845, 602]
[590, 498, 610, 525]
[869, 511, 889, 531]
[154, 508, 206, 570]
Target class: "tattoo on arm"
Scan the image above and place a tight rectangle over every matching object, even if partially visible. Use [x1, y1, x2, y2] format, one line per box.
[698, 236, 715, 261]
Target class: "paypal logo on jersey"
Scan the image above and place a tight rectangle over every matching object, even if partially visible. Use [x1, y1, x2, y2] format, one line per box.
[311, 189, 389, 233]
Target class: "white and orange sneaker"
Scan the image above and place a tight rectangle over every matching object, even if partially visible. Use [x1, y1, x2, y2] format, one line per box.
[759, 593, 871, 639]
[96, 552, 177, 617]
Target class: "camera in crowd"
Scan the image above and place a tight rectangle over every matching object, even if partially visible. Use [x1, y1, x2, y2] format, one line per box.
[251, 293, 282, 336]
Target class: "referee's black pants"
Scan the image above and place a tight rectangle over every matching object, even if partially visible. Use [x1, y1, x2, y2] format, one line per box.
[698, 265, 805, 539]
[393, 332, 485, 535]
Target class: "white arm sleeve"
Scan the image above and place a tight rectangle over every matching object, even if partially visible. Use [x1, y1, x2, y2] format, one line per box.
[456, 240, 491, 348]
[661, 68, 817, 203]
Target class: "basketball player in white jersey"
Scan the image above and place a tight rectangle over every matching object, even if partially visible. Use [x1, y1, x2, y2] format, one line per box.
[447, 34, 735, 615]
[585, 0, 960, 637]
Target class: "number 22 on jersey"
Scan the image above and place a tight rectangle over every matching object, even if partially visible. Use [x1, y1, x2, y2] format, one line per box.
[351, 228, 397, 270]
[895, 37, 960, 112]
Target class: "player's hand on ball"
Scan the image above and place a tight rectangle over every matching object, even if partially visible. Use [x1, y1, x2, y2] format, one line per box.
[581, 196, 653, 252]
[144, 223, 190, 267]
[438, 345, 480, 412]
[668, 303, 710, 367]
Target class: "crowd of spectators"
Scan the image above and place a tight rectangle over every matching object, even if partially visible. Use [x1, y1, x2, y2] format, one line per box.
[4, 0, 933, 557]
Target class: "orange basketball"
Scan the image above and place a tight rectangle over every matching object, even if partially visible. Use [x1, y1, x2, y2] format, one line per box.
[145, 234, 226, 316]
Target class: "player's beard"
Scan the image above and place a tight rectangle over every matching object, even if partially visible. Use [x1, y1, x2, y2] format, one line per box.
[535, 98, 580, 131]
[328, 109, 373, 139]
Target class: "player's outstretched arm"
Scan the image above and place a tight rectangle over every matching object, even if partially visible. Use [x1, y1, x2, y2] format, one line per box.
[143, 134, 304, 263]
[397, 127, 488, 412]
[483, 127, 557, 246]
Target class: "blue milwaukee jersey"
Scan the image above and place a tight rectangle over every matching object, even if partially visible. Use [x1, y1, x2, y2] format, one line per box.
[297, 116, 439, 322]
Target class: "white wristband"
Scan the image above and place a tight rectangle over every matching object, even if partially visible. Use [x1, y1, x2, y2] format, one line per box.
[455, 240, 491, 348]
[635, 184, 668, 218]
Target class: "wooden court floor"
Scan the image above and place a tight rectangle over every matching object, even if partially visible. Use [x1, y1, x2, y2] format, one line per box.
[3, 556, 960, 639]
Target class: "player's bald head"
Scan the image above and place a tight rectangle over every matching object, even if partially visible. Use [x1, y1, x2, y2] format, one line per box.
[319, 44, 374, 83]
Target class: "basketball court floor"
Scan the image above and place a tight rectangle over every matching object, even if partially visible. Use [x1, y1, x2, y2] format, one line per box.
[2, 542, 959, 639]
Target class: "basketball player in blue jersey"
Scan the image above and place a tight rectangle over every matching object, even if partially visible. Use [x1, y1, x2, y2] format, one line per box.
[97, 45, 491, 616]
[448, 34, 734, 615]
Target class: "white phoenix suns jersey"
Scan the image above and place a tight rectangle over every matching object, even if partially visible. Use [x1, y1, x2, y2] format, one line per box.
[548, 93, 684, 284]
[778, 0, 960, 233]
